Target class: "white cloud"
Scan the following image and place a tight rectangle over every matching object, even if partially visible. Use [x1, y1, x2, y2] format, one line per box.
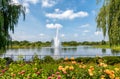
[55, 9, 60, 12]
[80, 24, 90, 28]
[11, 0, 39, 14]
[46, 23, 63, 29]
[25, 0, 39, 4]
[46, 9, 88, 20]
[74, 33, 78, 37]
[94, 31, 102, 35]
[39, 33, 45, 37]
[11, 0, 19, 4]
[41, 0, 56, 8]
[83, 30, 90, 33]
[61, 34, 65, 37]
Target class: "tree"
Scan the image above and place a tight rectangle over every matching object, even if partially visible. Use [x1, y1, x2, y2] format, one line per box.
[96, 0, 120, 46]
[0, 0, 25, 49]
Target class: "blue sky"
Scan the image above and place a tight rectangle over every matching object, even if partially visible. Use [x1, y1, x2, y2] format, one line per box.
[11, 0, 106, 42]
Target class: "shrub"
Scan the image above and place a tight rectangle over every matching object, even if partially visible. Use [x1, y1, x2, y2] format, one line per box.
[4, 57, 13, 65]
[44, 56, 54, 63]
[103, 56, 120, 65]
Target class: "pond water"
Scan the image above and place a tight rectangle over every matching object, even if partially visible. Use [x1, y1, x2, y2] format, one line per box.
[0, 46, 120, 61]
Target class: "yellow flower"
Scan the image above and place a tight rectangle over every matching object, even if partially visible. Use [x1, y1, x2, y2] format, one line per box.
[58, 66, 63, 70]
[89, 72, 93, 76]
[69, 66, 74, 70]
[79, 65, 82, 68]
[65, 66, 69, 70]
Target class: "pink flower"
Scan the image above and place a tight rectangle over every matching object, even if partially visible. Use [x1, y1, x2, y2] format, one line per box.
[56, 72, 60, 75]
[57, 75, 61, 79]
[47, 76, 52, 79]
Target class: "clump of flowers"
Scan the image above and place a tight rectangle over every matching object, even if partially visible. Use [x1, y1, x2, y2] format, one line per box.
[79, 64, 87, 69]
[99, 62, 108, 67]
[70, 57, 75, 61]
[104, 69, 115, 79]
[64, 57, 69, 61]
[58, 66, 63, 70]
[71, 61, 77, 64]
[88, 66, 94, 76]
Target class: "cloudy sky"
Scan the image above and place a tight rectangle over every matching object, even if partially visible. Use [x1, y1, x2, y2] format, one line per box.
[11, 0, 106, 42]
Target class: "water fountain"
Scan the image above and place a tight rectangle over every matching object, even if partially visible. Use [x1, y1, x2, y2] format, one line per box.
[51, 27, 61, 59]
[52, 27, 60, 48]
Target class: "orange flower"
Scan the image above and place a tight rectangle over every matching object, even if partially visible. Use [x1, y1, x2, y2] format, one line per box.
[72, 61, 77, 64]
[115, 77, 120, 79]
[109, 74, 115, 79]
[58, 66, 63, 70]
[64, 57, 68, 61]
[69, 66, 74, 70]
[70, 57, 75, 61]
[101, 75, 105, 79]
[90, 66, 94, 71]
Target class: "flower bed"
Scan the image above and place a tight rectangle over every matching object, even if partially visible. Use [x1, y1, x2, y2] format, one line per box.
[0, 56, 120, 79]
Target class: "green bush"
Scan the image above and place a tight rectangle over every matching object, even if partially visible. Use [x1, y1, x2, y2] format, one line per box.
[75, 57, 96, 63]
[103, 56, 120, 65]
[4, 57, 13, 65]
[32, 54, 43, 64]
[44, 56, 54, 63]
[0, 58, 6, 67]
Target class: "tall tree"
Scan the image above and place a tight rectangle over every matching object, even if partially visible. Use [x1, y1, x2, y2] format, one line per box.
[96, 0, 120, 46]
[0, 0, 25, 49]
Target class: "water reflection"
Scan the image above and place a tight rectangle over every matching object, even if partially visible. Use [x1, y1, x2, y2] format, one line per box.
[102, 49, 106, 53]
[1, 46, 120, 60]
[111, 50, 120, 56]
[53, 48, 60, 59]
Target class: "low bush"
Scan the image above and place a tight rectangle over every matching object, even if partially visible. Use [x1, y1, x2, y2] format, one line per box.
[43, 55, 54, 63]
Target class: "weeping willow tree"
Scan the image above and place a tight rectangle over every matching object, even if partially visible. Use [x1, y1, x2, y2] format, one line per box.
[96, 0, 120, 46]
[0, 0, 25, 49]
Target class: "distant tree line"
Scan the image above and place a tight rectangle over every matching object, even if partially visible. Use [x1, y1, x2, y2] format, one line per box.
[62, 40, 108, 46]
[10, 40, 108, 48]
[11, 41, 51, 48]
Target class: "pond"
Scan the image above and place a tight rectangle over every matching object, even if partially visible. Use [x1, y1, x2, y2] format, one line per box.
[0, 46, 120, 61]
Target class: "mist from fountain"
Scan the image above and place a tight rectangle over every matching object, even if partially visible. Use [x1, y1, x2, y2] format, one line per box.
[51, 27, 61, 59]
[52, 27, 60, 48]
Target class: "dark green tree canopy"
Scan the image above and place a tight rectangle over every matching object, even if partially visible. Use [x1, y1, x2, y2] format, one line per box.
[0, 0, 25, 49]
[96, 0, 120, 46]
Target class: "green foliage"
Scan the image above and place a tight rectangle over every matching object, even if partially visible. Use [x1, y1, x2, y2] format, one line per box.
[0, 58, 6, 66]
[32, 54, 43, 64]
[97, 0, 120, 46]
[43, 56, 54, 63]
[103, 56, 120, 65]
[0, 0, 25, 49]
[75, 57, 97, 64]
[4, 57, 13, 65]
